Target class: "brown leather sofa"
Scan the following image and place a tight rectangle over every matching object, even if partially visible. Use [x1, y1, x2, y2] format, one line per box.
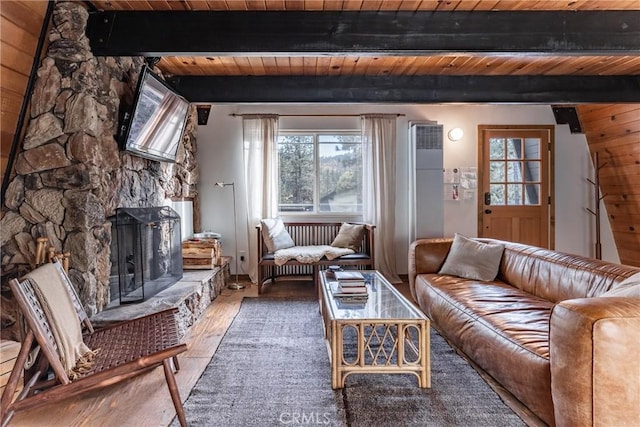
[408, 237, 640, 427]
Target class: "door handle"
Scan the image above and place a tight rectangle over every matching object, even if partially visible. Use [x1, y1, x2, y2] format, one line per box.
[485, 209, 492, 214]
[484, 192, 492, 205]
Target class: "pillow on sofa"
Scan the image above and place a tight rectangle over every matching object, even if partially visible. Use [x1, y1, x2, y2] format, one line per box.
[438, 233, 505, 281]
[331, 223, 365, 252]
[261, 218, 295, 252]
[601, 272, 640, 298]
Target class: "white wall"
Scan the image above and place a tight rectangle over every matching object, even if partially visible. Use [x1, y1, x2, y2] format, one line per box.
[197, 103, 619, 276]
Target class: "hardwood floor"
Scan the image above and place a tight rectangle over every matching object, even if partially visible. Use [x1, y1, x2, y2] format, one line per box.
[8, 279, 319, 427]
[7, 276, 540, 427]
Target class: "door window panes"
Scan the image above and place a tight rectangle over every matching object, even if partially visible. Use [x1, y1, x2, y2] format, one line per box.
[488, 136, 542, 206]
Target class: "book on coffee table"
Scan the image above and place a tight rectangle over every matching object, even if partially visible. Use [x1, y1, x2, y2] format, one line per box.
[335, 270, 366, 287]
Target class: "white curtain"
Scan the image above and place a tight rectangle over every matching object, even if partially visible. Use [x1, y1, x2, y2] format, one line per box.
[242, 115, 279, 282]
[361, 114, 401, 283]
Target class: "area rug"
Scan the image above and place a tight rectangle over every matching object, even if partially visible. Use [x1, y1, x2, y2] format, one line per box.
[173, 298, 525, 426]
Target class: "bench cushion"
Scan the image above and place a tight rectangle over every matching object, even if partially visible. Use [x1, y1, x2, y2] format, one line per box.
[261, 252, 371, 262]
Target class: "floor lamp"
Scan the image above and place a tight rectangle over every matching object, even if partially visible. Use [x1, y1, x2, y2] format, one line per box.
[215, 182, 245, 290]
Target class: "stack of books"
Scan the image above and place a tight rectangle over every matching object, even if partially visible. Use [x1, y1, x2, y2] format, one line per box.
[332, 270, 368, 302]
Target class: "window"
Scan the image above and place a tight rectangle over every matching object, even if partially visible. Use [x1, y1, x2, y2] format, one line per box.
[277, 132, 362, 214]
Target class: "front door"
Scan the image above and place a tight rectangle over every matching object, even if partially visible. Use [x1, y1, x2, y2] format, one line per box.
[478, 125, 554, 248]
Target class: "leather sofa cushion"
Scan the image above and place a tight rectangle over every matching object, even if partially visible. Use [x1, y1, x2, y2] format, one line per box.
[418, 274, 553, 358]
[415, 273, 556, 425]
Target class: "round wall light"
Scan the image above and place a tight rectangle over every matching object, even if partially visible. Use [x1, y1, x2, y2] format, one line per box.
[447, 127, 464, 141]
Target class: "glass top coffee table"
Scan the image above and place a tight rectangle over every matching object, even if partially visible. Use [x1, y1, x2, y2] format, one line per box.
[318, 270, 430, 389]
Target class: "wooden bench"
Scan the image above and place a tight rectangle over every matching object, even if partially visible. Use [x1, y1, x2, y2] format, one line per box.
[256, 222, 375, 294]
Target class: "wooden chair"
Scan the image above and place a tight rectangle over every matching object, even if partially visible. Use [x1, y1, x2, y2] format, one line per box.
[0, 261, 188, 427]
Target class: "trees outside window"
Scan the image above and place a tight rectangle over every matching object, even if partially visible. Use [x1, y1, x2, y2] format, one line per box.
[278, 132, 362, 213]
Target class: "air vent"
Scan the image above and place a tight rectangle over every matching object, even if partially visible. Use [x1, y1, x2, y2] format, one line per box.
[415, 124, 443, 150]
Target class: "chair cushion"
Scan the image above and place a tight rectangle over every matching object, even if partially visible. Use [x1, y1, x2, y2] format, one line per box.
[331, 223, 365, 251]
[261, 218, 295, 252]
[438, 233, 505, 281]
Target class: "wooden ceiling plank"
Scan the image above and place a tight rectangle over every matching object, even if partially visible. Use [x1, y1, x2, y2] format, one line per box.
[579, 104, 640, 123]
[315, 56, 332, 75]
[1, 110, 20, 136]
[587, 133, 640, 153]
[398, 0, 424, 11]
[325, 56, 344, 75]
[602, 57, 640, 75]
[0, 65, 29, 96]
[379, 1, 405, 11]
[588, 56, 640, 75]
[578, 103, 633, 117]
[184, 1, 212, 10]
[118, 1, 136, 10]
[226, 56, 249, 75]
[599, 165, 640, 181]
[584, 110, 640, 133]
[284, 0, 304, 10]
[407, 56, 439, 75]
[339, 56, 359, 75]
[387, 56, 417, 75]
[247, 56, 267, 75]
[0, 16, 38, 55]
[0, 88, 24, 116]
[434, 0, 461, 11]
[0, 41, 34, 76]
[1, 1, 47, 38]
[206, 0, 233, 9]
[597, 151, 640, 170]
[301, 0, 322, 10]
[301, 56, 316, 75]
[19, 0, 49, 15]
[584, 122, 640, 143]
[414, 0, 442, 10]
[274, 56, 292, 74]
[290, 56, 305, 74]
[468, 0, 500, 11]
[260, 56, 278, 74]
[246, 1, 267, 10]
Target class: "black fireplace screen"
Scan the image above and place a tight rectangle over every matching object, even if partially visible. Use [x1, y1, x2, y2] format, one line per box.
[109, 207, 183, 304]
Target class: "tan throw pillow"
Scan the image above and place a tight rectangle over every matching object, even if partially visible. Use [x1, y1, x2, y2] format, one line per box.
[438, 233, 505, 281]
[601, 272, 640, 298]
[260, 218, 295, 252]
[331, 223, 366, 252]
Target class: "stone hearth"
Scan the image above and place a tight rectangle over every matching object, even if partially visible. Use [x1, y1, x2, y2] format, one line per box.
[92, 260, 229, 337]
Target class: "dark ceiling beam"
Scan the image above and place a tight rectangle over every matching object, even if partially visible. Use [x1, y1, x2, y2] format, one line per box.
[168, 75, 640, 104]
[87, 11, 640, 56]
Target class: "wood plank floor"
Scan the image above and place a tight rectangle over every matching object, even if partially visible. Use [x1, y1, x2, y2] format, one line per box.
[8, 279, 318, 427]
[7, 277, 540, 427]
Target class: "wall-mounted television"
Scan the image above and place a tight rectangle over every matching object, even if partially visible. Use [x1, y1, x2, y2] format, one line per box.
[119, 65, 190, 162]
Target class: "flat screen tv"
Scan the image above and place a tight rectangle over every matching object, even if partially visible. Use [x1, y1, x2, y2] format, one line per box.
[119, 65, 190, 162]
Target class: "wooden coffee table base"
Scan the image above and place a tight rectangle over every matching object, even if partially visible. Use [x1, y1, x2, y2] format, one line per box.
[328, 318, 430, 389]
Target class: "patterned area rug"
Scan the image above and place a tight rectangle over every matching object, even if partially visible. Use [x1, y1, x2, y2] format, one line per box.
[173, 298, 525, 426]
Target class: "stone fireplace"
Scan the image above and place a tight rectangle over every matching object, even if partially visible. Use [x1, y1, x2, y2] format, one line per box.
[0, 1, 201, 331]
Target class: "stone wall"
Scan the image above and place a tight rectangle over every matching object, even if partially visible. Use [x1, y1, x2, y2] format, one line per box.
[0, 2, 199, 318]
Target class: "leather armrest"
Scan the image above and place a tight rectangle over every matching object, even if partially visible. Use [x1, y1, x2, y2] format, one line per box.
[550, 297, 640, 427]
[408, 238, 453, 300]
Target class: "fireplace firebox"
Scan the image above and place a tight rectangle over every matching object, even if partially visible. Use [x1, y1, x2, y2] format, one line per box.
[109, 207, 183, 305]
